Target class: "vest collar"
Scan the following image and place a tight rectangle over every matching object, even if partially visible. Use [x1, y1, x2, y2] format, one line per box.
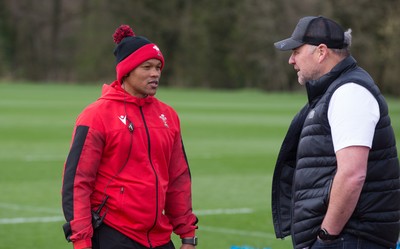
[305, 56, 357, 105]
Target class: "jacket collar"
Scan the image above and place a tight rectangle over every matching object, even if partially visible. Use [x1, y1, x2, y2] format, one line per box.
[99, 81, 154, 107]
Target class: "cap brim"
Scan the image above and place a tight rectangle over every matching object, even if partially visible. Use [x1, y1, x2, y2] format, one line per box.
[274, 38, 304, 51]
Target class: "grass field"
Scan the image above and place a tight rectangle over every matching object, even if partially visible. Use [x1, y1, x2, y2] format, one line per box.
[0, 82, 399, 249]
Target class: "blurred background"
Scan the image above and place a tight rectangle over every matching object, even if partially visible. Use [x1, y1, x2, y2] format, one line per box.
[0, 0, 399, 95]
[1, 1, 399, 248]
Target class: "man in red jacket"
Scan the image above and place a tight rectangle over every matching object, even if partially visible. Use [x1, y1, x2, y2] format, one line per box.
[61, 24, 198, 249]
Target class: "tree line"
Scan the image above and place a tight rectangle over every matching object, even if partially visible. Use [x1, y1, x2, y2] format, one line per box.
[0, 0, 399, 95]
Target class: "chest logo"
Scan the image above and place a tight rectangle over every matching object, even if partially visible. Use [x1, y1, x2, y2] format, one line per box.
[118, 115, 127, 125]
[159, 114, 169, 128]
[307, 110, 315, 119]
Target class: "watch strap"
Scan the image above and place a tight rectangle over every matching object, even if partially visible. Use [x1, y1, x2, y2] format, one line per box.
[181, 236, 198, 246]
[318, 228, 340, 240]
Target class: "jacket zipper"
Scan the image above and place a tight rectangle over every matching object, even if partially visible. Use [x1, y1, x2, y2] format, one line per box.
[140, 106, 159, 249]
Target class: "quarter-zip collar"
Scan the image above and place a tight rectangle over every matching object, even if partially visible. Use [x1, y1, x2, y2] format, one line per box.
[99, 80, 154, 107]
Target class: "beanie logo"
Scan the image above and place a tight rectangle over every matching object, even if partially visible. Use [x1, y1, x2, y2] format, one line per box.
[153, 45, 162, 57]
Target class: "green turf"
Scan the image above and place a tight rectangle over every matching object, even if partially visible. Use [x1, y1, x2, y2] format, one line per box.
[0, 82, 399, 249]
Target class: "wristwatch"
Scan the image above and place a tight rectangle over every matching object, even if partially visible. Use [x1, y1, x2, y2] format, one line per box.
[318, 228, 340, 241]
[182, 236, 198, 246]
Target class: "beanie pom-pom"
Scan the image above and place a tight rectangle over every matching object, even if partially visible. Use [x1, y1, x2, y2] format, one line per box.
[113, 25, 135, 44]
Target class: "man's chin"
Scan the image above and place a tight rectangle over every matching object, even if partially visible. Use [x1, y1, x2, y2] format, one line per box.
[147, 91, 157, 96]
[298, 78, 306, 85]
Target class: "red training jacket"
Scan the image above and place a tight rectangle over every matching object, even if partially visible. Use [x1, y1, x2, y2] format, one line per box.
[62, 81, 198, 249]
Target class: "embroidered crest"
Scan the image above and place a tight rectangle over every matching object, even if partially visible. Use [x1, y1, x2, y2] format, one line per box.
[159, 114, 169, 128]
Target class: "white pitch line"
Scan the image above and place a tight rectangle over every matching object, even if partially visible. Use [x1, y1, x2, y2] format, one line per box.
[0, 203, 60, 214]
[0, 217, 276, 240]
[0, 216, 65, 224]
[0, 207, 254, 225]
[0, 208, 274, 239]
[195, 208, 253, 215]
[200, 225, 276, 239]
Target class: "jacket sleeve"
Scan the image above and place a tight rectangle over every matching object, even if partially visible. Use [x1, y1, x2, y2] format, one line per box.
[61, 124, 104, 249]
[164, 125, 198, 238]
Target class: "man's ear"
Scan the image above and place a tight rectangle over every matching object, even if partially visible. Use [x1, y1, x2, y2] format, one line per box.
[121, 73, 130, 83]
[317, 44, 329, 62]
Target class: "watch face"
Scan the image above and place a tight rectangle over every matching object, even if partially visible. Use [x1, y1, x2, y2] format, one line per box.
[318, 229, 327, 239]
[318, 228, 339, 240]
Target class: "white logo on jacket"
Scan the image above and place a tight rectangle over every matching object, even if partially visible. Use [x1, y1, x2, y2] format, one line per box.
[308, 110, 315, 119]
[159, 114, 169, 128]
[118, 115, 127, 125]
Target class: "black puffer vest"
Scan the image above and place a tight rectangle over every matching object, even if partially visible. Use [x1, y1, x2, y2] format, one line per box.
[271, 56, 400, 249]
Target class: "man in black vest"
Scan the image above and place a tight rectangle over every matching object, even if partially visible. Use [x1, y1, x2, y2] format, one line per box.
[271, 16, 400, 249]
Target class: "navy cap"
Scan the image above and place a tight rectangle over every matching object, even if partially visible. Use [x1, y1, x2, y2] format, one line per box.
[274, 16, 347, 51]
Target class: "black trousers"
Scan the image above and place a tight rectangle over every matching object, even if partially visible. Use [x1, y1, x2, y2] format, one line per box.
[92, 224, 175, 249]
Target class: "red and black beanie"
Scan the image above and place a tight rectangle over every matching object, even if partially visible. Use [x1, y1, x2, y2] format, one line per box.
[113, 25, 164, 84]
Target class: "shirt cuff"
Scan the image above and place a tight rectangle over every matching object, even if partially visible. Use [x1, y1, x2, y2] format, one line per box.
[180, 230, 196, 238]
[73, 238, 92, 249]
